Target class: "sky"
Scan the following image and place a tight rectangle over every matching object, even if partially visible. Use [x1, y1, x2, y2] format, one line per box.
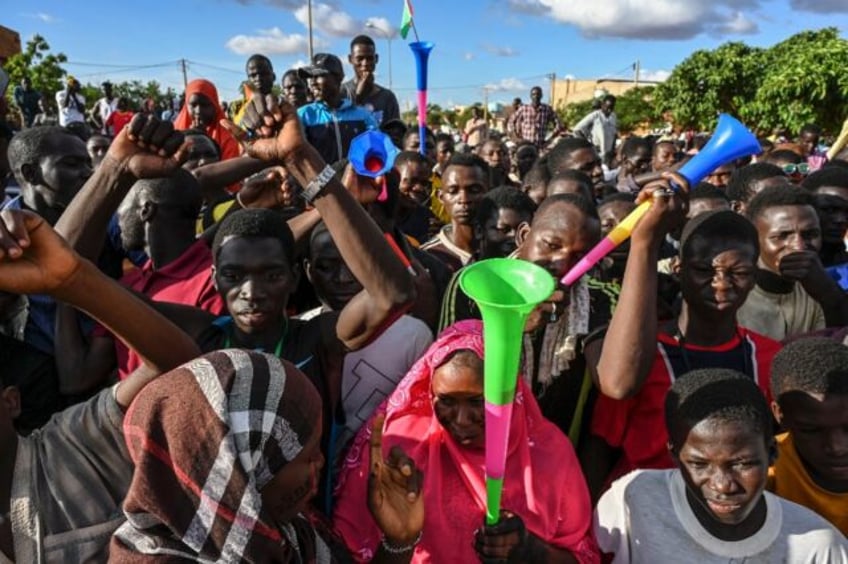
[8, 0, 848, 110]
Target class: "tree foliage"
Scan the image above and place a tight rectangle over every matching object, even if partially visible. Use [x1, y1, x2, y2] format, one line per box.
[79, 80, 179, 110]
[653, 42, 764, 131]
[654, 27, 848, 134]
[614, 86, 662, 133]
[746, 28, 848, 134]
[558, 98, 595, 130]
[4, 34, 68, 102]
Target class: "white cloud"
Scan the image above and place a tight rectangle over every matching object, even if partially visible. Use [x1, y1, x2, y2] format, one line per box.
[714, 11, 758, 35]
[509, 0, 764, 40]
[21, 12, 57, 23]
[289, 59, 309, 69]
[464, 52, 476, 61]
[790, 0, 848, 11]
[294, 2, 360, 37]
[506, 0, 551, 15]
[483, 44, 520, 57]
[363, 17, 398, 39]
[639, 69, 671, 82]
[484, 78, 528, 92]
[225, 27, 325, 55]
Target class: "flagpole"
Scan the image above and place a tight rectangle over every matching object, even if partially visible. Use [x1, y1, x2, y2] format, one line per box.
[411, 20, 420, 42]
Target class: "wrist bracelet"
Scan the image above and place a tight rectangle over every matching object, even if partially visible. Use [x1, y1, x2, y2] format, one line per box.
[300, 164, 335, 204]
[380, 531, 422, 554]
[235, 191, 246, 209]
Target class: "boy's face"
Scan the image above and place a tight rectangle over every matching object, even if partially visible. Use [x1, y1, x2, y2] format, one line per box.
[675, 417, 770, 527]
[479, 207, 531, 260]
[516, 202, 600, 279]
[754, 205, 821, 275]
[652, 142, 676, 172]
[774, 392, 848, 491]
[306, 229, 362, 312]
[398, 160, 432, 207]
[435, 140, 453, 168]
[32, 134, 93, 210]
[439, 164, 487, 226]
[246, 58, 275, 95]
[679, 239, 757, 319]
[214, 236, 295, 335]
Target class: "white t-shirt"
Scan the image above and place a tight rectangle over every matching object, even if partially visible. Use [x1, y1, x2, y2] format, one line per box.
[595, 469, 848, 563]
[94, 97, 118, 133]
[335, 315, 433, 461]
[55, 90, 86, 126]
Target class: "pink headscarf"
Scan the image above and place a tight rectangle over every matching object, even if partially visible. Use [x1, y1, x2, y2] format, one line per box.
[333, 320, 599, 563]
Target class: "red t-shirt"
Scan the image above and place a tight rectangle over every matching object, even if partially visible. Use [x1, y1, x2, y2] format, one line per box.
[105, 110, 134, 135]
[591, 327, 781, 486]
[108, 240, 224, 379]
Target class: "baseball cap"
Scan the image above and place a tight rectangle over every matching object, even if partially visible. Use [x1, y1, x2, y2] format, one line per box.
[297, 53, 344, 82]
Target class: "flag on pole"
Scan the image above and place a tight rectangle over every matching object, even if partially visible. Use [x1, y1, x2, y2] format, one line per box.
[400, 0, 414, 39]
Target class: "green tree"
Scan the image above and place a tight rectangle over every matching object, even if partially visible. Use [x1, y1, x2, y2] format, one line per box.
[559, 98, 594, 130]
[4, 34, 68, 103]
[614, 86, 661, 133]
[746, 28, 848, 134]
[653, 41, 764, 130]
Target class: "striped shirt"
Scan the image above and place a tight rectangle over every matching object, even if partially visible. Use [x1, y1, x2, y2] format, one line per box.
[10, 387, 133, 563]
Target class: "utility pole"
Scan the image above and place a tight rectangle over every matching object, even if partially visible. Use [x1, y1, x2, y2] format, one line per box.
[307, 0, 314, 61]
[548, 72, 556, 108]
[634, 59, 640, 88]
[483, 87, 490, 123]
[180, 59, 188, 90]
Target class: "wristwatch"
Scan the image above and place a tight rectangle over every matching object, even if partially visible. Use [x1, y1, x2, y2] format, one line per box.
[301, 164, 336, 204]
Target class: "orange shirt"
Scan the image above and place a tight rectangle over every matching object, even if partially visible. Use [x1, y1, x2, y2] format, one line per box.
[768, 432, 848, 535]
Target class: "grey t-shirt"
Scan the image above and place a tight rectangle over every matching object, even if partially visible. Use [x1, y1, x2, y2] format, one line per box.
[595, 469, 848, 563]
[341, 80, 400, 125]
[11, 386, 133, 563]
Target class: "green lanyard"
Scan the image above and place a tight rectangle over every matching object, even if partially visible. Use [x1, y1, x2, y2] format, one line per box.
[224, 318, 288, 358]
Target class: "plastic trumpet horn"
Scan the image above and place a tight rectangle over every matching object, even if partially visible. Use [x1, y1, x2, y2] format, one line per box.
[561, 113, 761, 286]
[348, 130, 400, 177]
[459, 258, 555, 525]
[410, 41, 434, 157]
[348, 130, 399, 202]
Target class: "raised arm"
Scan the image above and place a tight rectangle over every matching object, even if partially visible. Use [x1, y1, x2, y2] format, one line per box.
[0, 210, 200, 408]
[55, 113, 189, 260]
[595, 174, 688, 399]
[190, 155, 267, 204]
[54, 115, 190, 395]
[239, 95, 416, 350]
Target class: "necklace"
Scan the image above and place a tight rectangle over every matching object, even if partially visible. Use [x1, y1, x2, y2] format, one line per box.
[224, 317, 288, 358]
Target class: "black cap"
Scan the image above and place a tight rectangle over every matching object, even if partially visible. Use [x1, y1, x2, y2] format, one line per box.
[297, 53, 344, 82]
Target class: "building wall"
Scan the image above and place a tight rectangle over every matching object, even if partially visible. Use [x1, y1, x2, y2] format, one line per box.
[550, 78, 661, 110]
[0, 26, 22, 64]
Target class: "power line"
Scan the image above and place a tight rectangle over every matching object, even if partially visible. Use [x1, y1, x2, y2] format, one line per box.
[187, 60, 244, 75]
[66, 60, 179, 69]
[74, 62, 179, 78]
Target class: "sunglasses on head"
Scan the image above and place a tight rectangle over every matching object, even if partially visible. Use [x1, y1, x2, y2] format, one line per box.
[782, 163, 810, 176]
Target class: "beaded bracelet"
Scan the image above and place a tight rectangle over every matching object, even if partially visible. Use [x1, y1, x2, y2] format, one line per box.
[380, 531, 422, 554]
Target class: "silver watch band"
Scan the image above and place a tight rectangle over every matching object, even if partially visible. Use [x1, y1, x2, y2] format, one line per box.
[301, 164, 336, 204]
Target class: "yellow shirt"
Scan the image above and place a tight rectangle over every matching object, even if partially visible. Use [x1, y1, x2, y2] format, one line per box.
[429, 173, 450, 224]
[768, 432, 848, 536]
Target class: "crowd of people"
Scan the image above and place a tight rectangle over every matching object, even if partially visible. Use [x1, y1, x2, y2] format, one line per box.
[0, 31, 847, 563]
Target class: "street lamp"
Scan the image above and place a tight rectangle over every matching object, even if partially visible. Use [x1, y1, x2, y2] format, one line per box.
[365, 22, 394, 92]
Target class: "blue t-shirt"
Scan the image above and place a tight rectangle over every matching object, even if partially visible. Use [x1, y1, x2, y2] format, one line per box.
[297, 98, 377, 164]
